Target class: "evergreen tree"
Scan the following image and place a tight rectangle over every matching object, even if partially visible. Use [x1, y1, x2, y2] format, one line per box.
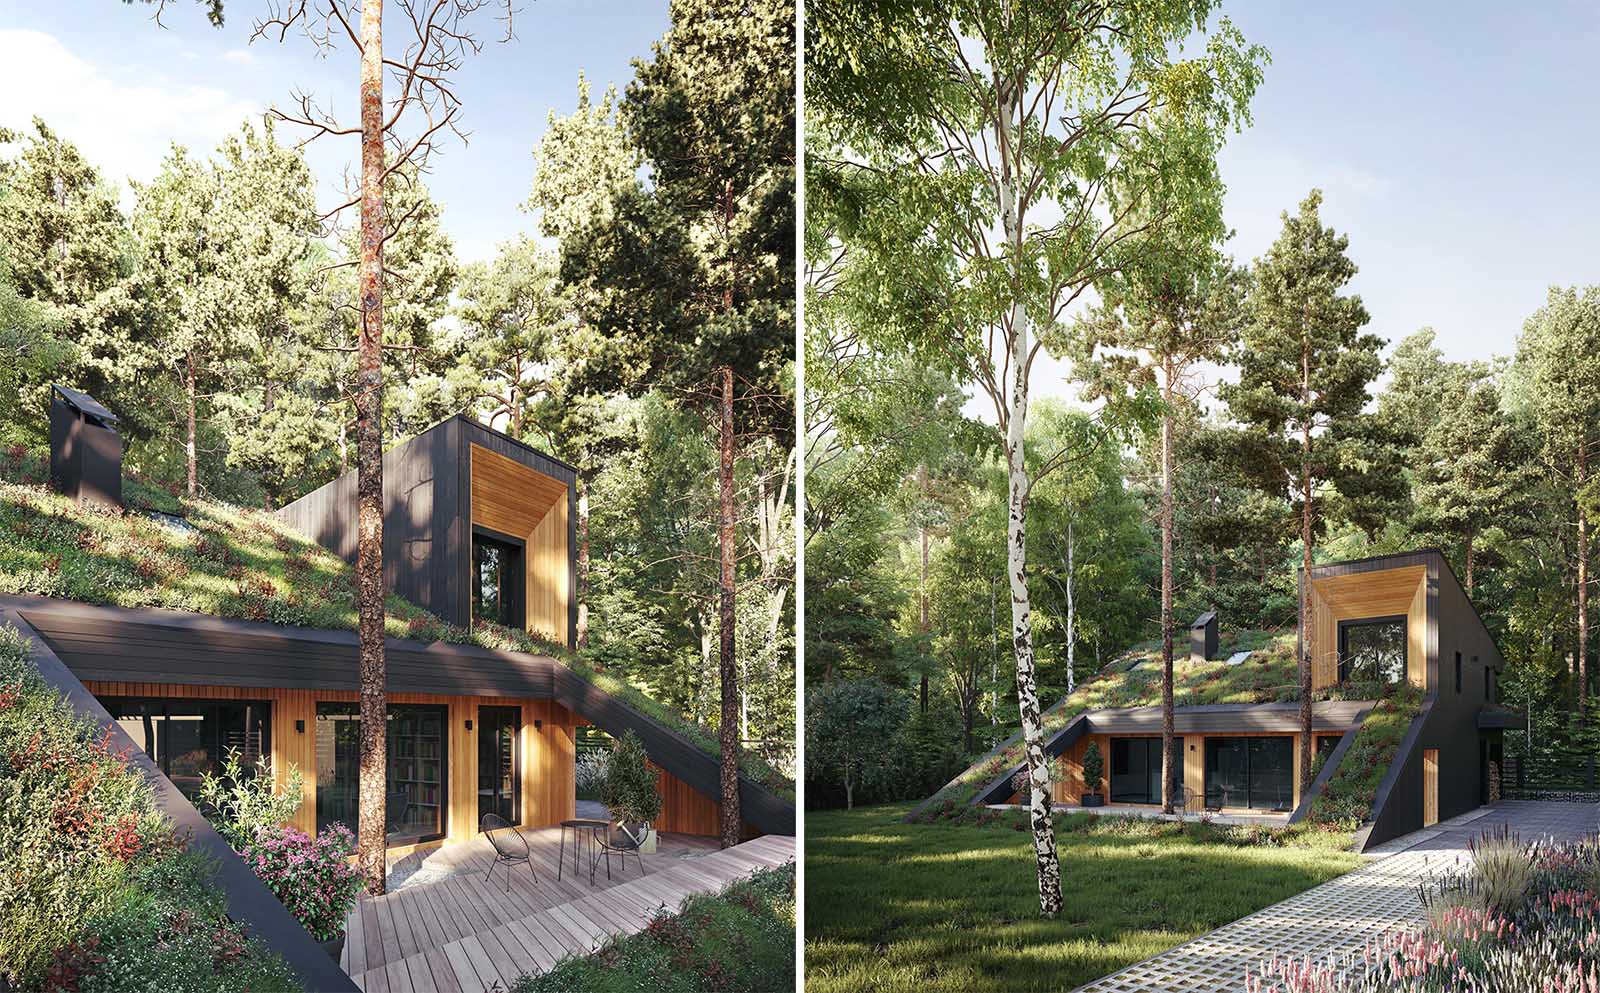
[1223, 189, 1390, 792]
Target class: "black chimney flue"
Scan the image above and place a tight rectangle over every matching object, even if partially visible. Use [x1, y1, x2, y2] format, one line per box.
[1190, 610, 1218, 663]
[49, 385, 123, 509]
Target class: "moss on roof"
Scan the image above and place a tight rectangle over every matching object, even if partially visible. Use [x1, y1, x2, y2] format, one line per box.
[0, 447, 791, 797]
[913, 630, 1308, 817]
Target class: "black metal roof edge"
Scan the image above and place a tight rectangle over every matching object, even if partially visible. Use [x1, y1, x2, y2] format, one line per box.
[1355, 694, 1437, 853]
[0, 607, 358, 992]
[3, 594, 795, 835]
[1286, 706, 1374, 824]
[1304, 547, 1445, 577]
[451, 414, 580, 478]
[52, 384, 120, 425]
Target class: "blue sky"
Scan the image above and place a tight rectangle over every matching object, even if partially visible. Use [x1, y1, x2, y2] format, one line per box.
[3, 1, 1597, 370]
[0, 0, 669, 264]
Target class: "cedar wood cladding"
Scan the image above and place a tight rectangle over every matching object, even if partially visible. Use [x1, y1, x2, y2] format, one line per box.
[277, 416, 579, 645]
[5, 595, 794, 837]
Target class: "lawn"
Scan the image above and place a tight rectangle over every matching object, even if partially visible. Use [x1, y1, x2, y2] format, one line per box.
[805, 803, 1363, 993]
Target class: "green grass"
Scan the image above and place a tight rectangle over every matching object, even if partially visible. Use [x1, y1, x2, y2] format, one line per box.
[916, 632, 1303, 814]
[511, 863, 795, 993]
[805, 803, 1363, 993]
[0, 447, 792, 796]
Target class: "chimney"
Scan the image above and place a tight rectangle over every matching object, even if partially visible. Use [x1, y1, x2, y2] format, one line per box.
[1190, 610, 1218, 663]
[49, 385, 122, 509]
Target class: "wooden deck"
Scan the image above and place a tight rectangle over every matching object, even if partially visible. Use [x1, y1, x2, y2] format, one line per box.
[340, 827, 795, 992]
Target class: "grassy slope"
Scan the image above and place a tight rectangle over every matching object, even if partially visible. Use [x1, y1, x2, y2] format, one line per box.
[918, 630, 1302, 814]
[806, 803, 1362, 993]
[0, 448, 790, 794]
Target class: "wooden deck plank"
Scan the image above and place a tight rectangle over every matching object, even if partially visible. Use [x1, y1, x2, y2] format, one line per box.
[401, 884, 450, 950]
[421, 877, 473, 944]
[502, 919, 558, 974]
[457, 935, 503, 993]
[487, 922, 537, 977]
[346, 897, 367, 975]
[364, 960, 391, 993]
[405, 952, 440, 993]
[442, 939, 485, 993]
[385, 957, 415, 993]
[361, 898, 385, 973]
[521, 913, 584, 962]
[471, 927, 522, 989]
[535, 906, 594, 954]
[389, 892, 422, 961]
[422, 946, 464, 993]
[375, 896, 405, 968]
[547, 903, 606, 949]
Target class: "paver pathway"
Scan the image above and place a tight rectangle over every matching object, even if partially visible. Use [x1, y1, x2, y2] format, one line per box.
[343, 832, 794, 992]
[1071, 800, 1600, 993]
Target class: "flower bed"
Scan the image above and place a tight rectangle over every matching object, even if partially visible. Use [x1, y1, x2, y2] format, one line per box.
[245, 824, 365, 942]
[0, 624, 300, 991]
[1247, 831, 1600, 991]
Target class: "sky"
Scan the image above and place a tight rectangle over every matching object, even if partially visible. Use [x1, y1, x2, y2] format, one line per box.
[0, 0, 670, 265]
[1005, 0, 1600, 410]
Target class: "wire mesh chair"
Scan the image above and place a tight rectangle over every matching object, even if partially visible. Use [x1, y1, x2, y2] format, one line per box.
[481, 813, 534, 892]
[589, 820, 646, 883]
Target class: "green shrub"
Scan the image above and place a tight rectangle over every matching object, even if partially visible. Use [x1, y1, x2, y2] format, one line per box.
[1470, 825, 1534, 914]
[196, 747, 305, 851]
[510, 863, 795, 993]
[0, 625, 300, 991]
[602, 730, 664, 826]
[1307, 682, 1422, 829]
[1081, 741, 1105, 795]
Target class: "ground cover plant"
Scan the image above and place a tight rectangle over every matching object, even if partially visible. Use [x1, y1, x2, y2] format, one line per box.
[1306, 683, 1423, 829]
[806, 802, 1361, 993]
[0, 624, 301, 992]
[911, 631, 1310, 817]
[1247, 830, 1600, 991]
[0, 447, 790, 795]
[511, 862, 795, 993]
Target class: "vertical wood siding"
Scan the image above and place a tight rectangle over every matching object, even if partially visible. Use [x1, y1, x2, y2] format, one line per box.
[468, 443, 571, 646]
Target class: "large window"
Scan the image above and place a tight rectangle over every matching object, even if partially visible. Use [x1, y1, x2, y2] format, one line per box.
[1205, 737, 1294, 811]
[105, 698, 270, 806]
[478, 706, 520, 827]
[472, 528, 525, 629]
[1338, 616, 1407, 685]
[315, 703, 448, 846]
[1109, 737, 1182, 804]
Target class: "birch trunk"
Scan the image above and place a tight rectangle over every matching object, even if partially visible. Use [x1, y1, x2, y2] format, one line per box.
[354, 0, 389, 896]
[997, 76, 1061, 918]
[717, 365, 742, 848]
[185, 350, 197, 497]
[1160, 379, 1176, 814]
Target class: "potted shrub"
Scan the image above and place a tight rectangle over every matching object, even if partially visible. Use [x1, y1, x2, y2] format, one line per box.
[1080, 741, 1106, 807]
[602, 730, 664, 853]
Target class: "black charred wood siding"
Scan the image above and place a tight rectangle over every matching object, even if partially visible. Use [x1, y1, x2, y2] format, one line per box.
[3, 596, 792, 837]
[278, 416, 578, 642]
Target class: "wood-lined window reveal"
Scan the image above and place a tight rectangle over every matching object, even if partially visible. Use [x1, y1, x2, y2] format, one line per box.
[104, 697, 270, 807]
[1338, 615, 1408, 686]
[468, 443, 570, 645]
[478, 705, 520, 827]
[315, 703, 449, 846]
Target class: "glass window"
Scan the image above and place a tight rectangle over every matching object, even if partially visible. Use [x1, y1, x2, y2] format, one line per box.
[478, 706, 520, 827]
[472, 530, 525, 629]
[104, 698, 270, 808]
[1338, 617, 1407, 685]
[315, 703, 448, 846]
[1206, 737, 1293, 811]
[1108, 738, 1181, 804]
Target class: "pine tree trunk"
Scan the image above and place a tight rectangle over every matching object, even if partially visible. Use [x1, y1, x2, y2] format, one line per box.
[1464, 529, 1476, 596]
[1160, 389, 1176, 815]
[998, 74, 1060, 918]
[919, 478, 930, 714]
[1299, 419, 1315, 798]
[576, 477, 591, 649]
[185, 350, 197, 496]
[1578, 448, 1589, 718]
[354, 1, 388, 896]
[717, 365, 742, 848]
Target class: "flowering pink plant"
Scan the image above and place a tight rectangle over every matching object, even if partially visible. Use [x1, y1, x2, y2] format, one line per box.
[245, 823, 364, 941]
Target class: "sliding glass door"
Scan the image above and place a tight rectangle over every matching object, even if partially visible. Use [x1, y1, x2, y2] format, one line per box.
[1204, 737, 1294, 811]
[478, 706, 520, 827]
[104, 698, 270, 806]
[315, 703, 448, 845]
[1108, 737, 1182, 804]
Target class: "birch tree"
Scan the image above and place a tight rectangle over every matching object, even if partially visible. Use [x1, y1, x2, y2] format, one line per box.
[252, 0, 513, 893]
[809, 0, 1262, 915]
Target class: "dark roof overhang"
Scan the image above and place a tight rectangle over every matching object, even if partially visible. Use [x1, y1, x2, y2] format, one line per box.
[1477, 706, 1528, 731]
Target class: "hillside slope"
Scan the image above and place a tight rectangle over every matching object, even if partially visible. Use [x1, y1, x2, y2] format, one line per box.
[0, 448, 790, 794]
